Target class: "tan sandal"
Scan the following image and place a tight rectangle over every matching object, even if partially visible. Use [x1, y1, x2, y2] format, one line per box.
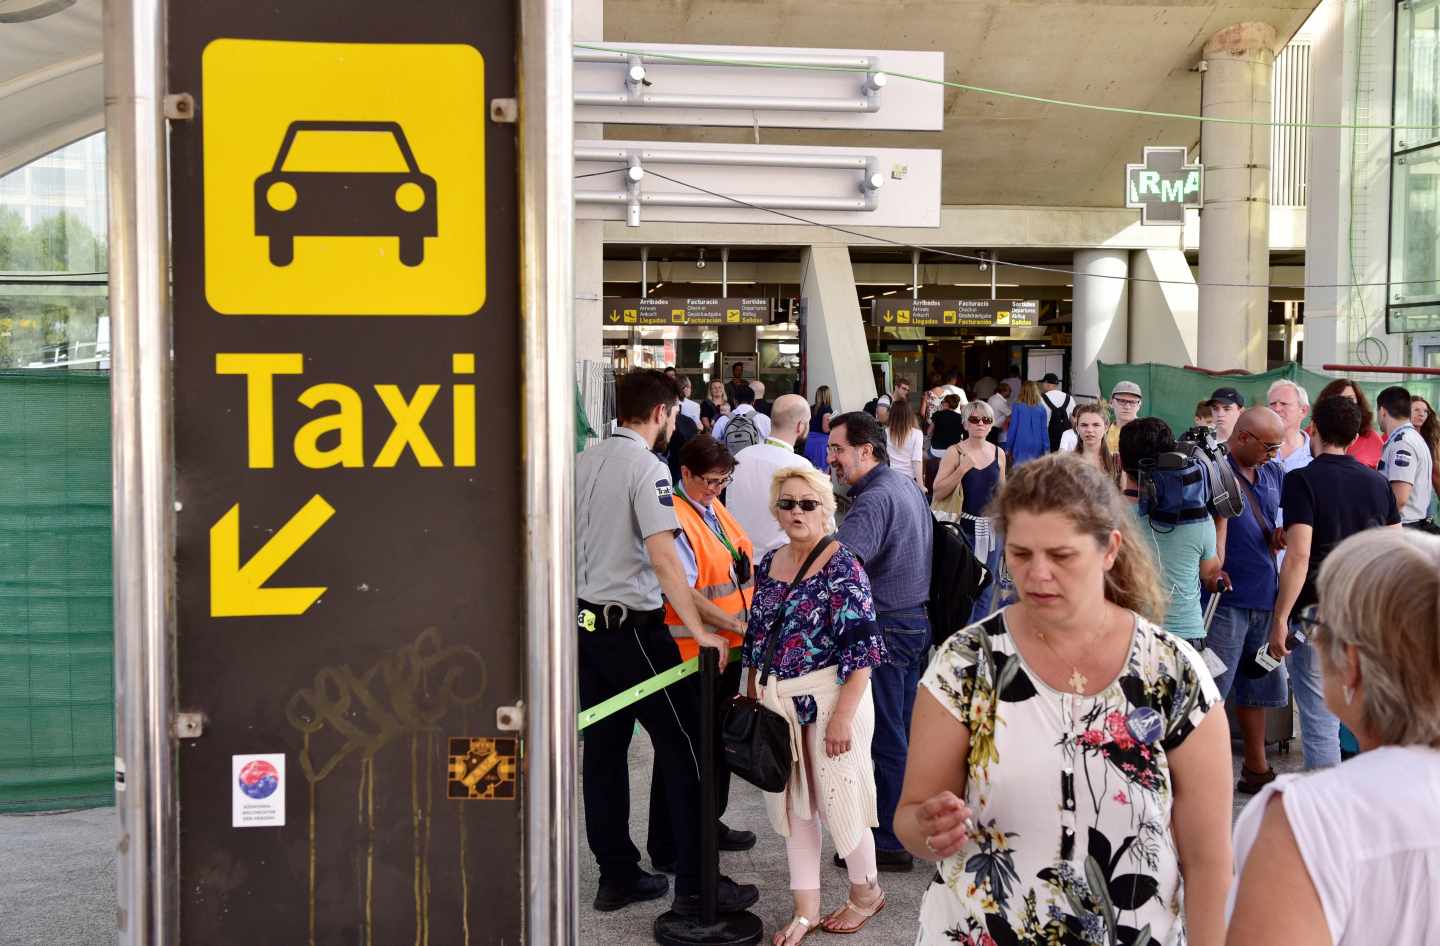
[773, 914, 818, 946]
[820, 890, 886, 934]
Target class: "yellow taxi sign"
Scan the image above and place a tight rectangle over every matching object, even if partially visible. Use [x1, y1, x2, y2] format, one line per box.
[202, 39, 487, 316]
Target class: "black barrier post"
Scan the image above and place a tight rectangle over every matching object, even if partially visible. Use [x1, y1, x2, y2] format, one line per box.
[653, 647, 763, 946]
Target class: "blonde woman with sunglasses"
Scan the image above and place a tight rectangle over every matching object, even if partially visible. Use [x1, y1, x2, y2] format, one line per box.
[742, 466, 889, 944]
[932, 400, 1007, 620]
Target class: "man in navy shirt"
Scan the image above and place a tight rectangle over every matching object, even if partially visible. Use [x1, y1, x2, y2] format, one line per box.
[1269, 395, 1400, 769]
[828, 411, 933, 871]
[1205, 407, 1287, 794]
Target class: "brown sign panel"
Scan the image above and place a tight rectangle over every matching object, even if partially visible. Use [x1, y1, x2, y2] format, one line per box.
[604, 296, 772, 326]
[871, 298, 1039, 329]
[168, 3, 522, 944]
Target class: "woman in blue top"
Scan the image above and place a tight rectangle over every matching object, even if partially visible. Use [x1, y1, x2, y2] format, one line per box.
[742, 465, 889, 944]
[932, 400, 1008, 622]
[804, 385, 834, 471]
[1006, 380, 1049, 466]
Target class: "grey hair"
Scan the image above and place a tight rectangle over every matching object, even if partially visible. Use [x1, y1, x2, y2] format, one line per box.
[1316, 528, 1440, 747]
[1267, 379, 1310, 410]
[965, 400, 995, 423]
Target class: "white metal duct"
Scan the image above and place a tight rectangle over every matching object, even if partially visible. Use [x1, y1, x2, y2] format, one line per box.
[573, 42, 943, 131]
[573, 139, 941, 228]
[1270, 41, 1311, 208]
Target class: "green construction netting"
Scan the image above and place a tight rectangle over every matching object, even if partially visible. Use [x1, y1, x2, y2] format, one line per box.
[1098, 361, 1440, 439]
[0, 370, 113, 813]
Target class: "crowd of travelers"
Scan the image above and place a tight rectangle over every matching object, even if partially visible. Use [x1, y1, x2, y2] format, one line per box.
[575, 364, 1440, 946]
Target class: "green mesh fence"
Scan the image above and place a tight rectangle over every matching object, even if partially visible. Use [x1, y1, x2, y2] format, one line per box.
[0, 370, 113, 813]
[1098, 361, 1440, 439]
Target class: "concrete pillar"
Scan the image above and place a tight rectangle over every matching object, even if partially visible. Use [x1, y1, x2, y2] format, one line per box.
[1128, 249, 1198, 367]
[1072, 250, 1130, 400]
[1198, 22, 1277, 372]
[801, 245, 876, 412]
[573, 0, 604, 365]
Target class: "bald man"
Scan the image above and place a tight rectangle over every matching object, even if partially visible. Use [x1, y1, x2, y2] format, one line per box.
[726, 394, 813, 556]
[1206, 406, 1289, 795]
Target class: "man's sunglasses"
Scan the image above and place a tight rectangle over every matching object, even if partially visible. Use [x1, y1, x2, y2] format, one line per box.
[1294, 604, 1331, 642]
[967, 416, 993, 425]
[775, 498, 822, 512]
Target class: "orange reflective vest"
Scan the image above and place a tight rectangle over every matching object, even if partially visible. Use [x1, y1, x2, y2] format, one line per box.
[664, 495, 754, 661]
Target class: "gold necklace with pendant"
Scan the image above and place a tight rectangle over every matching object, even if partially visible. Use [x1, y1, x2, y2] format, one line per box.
[1034, 624, 1106, 695]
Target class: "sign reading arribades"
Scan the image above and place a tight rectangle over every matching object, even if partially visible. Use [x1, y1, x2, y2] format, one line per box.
[870, 298, 1039, 328]
[604, 296, 772, 326]
[168, 3, 522, 945]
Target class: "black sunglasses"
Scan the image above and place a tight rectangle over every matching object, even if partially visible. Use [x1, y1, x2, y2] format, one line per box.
[1294, 604, 1331, 642]
[776, 498, 822, 512]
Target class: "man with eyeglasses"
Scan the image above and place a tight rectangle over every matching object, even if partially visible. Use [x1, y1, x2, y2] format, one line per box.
[651, 434, 759, 874]
[1268, 395, 1400, 771]
[1204, 406, 1289, 795]
[826, 411, 932, 872]
[1106, 380, 1143, 454]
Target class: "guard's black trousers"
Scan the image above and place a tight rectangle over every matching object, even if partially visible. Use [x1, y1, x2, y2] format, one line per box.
[647, 659, 739, 867]
[578, 602, 705, 897]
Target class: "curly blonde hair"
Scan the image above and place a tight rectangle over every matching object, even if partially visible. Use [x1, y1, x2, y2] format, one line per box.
[989, 453, 1166, 623]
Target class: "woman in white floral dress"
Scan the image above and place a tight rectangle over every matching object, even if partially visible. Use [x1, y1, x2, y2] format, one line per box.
[895, 454, 1234, 946]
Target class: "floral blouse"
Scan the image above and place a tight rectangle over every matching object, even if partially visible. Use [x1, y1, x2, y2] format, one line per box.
[741, 544, 887, 724]
[916, 610, 1219, 946]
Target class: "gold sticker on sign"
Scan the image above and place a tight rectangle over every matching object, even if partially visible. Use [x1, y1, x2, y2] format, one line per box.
[202, 39, 487, 316]
[447, 737, 517, 800]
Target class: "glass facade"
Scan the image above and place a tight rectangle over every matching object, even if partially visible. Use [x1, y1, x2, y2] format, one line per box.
[0, 132, 108, 369]
[1390, 0, 1440, 332]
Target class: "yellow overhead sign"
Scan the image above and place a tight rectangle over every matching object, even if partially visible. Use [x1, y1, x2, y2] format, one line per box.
[202, 39, 487, 316]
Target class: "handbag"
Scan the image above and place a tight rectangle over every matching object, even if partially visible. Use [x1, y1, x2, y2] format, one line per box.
[930, 446, 967, 518]
[721, 534, 835, 793]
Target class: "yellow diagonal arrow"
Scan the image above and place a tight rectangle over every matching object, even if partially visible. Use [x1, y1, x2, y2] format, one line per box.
[210, 494, 335, 617]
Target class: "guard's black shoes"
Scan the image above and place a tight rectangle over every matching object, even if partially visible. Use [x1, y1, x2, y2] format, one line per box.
[833, 848, 915, 872]
[652, 858, 676, 874]
[593, 872, 669, 912]
[717, 822, 757, 852]
[670, 875, 760, 916]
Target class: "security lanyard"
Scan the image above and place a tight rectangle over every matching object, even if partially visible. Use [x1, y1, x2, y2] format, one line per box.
[675, 483, 741, 563]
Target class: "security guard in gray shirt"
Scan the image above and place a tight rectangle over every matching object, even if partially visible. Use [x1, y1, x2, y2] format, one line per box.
[575, 369, 759, 917]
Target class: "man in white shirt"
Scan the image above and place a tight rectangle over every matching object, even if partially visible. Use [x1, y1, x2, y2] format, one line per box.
[1001, 365, 1023, 404]
[712, 383, 771, 445]
[1039, 373, 1070, 422]
[1268, 379, 1312, 476]
[875, 377, 911, 412]
[986, 383, 1011, 446]
[726, 394, 811, 556]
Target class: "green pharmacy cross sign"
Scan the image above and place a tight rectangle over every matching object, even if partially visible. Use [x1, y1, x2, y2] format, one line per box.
[1125, 146, 1203, 226]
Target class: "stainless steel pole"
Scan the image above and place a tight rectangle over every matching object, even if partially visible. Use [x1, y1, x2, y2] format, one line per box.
[105, 0, 176, 944]
[520, 1, 577, 944]
[721, 246, 729, 296]
[912, 249, 919, 300]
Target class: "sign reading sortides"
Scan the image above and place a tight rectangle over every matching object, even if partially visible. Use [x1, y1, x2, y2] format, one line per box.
[604, 297, 772, 326]
[871, 298, 1039, 329]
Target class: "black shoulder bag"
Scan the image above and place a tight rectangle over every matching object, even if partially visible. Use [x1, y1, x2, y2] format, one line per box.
[721, 535, 835, 793]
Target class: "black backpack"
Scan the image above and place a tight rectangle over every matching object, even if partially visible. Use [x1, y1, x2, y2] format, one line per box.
[862, 398, 879, 417]
[1045, 392, 1074, 453]
[928, 516, 991, 648]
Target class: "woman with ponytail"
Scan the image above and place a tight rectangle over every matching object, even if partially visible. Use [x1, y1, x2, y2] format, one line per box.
[895, 453, 1233, 946]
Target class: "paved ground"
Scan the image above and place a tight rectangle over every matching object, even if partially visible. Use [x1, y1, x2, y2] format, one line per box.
[2, 730, 1304, 946]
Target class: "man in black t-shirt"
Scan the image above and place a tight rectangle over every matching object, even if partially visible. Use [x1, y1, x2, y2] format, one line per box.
[1271, 395, 1400, 769]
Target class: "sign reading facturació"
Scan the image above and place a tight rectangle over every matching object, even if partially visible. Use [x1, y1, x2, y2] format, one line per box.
[1125, 146, 1203, 226]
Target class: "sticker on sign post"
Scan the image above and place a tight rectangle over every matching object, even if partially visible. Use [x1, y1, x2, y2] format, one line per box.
[232, 754, 286, 828]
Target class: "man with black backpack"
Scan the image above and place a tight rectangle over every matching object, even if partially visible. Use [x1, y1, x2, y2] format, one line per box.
[712, 381, 770, 455]
[827, 411, 931, 873]
[1040, 372, 1073, 453]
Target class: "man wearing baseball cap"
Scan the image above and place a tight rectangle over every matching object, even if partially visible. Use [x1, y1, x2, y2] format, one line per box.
[1107, 381, 1143, 454]
[1209, 387, 1245, 443]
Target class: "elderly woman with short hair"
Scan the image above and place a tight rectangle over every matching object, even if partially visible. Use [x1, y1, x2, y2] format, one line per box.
[742, 465, 890, 944]
[1227, 527, 1440, 945]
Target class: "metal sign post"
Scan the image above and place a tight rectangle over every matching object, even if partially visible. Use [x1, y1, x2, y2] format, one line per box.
[110, 0, 574, 943]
